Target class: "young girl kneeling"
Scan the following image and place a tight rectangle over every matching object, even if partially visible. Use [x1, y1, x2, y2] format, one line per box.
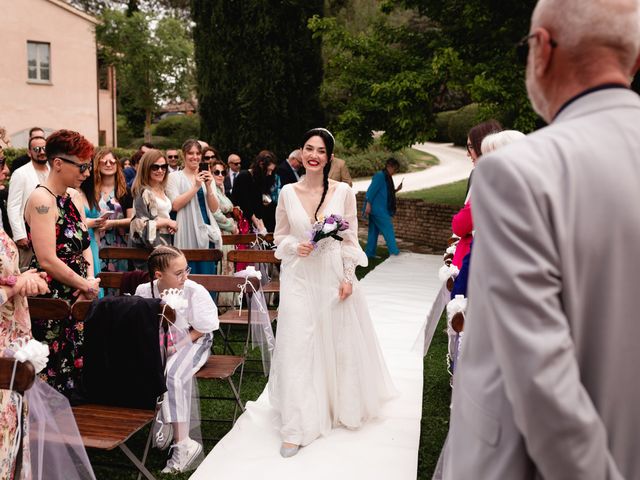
[135, 245, 219, 474]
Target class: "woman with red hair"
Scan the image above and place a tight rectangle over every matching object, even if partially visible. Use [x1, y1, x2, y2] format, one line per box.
[24, 129, 100, 397]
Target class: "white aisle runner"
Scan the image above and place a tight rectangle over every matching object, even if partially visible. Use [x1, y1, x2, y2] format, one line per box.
[191, 252, 443, 480]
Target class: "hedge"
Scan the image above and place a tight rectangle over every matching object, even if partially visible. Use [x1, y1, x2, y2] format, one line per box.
[447, 103, 480, 146]
[335, 139, 410, 178]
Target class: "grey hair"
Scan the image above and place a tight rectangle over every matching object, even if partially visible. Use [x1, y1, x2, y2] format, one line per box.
[288, 149, 301, 160]
[532, 0, 640, 69]
[481, 130, 526, 155]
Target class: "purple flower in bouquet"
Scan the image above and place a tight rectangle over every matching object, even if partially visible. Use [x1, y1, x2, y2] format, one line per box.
[309, 214, 349, 247]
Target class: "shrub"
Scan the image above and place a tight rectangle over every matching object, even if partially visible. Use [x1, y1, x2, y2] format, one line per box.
[3, 148, 27, 170]
[447, 104, 480, 146]
[335, 139, 410, 178]
[125, 136, 176, 150]
[434, 110, 457, 142]
[151, 114, 200, 143]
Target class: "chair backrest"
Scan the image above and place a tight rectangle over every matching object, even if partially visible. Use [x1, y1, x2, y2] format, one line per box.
[227, 249, 280, 265]
[189, 274, 261, 294]
[27, 297, 71, 322]
[0, 357, 36, 394]
[98, 272, 124, 290]
[100, 246, 223, 263]
[221, 233, 273, 246]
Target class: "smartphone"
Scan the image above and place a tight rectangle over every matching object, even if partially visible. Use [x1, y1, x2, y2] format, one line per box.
[199, 162, 209, 172]
[99, 210, 115, 220]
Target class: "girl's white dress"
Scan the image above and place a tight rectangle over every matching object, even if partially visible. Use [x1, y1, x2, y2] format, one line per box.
[269, 181, 395, 446]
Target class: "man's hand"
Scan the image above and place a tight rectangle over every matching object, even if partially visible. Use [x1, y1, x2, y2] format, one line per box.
[15, 238, 29, 249]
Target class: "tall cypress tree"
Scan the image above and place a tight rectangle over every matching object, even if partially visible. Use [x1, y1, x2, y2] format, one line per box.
[192, 0, 325, 162]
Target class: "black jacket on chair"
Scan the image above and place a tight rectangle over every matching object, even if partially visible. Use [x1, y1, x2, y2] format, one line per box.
[81, 296, 166, 409]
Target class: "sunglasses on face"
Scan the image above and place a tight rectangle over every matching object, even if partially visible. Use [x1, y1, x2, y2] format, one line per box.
[212, 169, 226, 176]
[229, 161, 240, 166]
[466, 143, 474, 153]
[203, 155, 216, 161]
[0, 158, 6, 168]
[515, 33, 558, 65]
[99, 157, 117, 164]
[167, 155, 179, 160]
[32, 146, 46, 153]
[150, 163, 169, 172]
[57, 155, 92, 173]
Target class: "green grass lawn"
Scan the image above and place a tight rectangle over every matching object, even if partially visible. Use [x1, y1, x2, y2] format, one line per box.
[90, 252, 450, 479]
[400, 179, 468, 206]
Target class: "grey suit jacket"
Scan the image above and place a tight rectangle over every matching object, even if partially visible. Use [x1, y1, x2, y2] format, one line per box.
[445, 89, 640, 480]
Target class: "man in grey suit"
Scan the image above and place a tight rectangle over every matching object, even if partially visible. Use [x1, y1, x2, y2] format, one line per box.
[444, 0, 640, 479]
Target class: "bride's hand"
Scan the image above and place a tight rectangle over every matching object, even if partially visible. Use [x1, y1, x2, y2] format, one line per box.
[338, 280, 352, 301]
[296, 242, 314, 257]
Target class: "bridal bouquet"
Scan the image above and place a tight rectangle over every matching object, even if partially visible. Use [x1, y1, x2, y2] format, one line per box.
[309, 214, 349, 248]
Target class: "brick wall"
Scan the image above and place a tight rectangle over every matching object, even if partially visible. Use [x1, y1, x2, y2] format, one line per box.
[356, 192, 459, 254]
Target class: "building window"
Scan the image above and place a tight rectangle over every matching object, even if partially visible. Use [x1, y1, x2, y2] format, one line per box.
[98, 57, 109, 90]
[27, 41, 51, 82]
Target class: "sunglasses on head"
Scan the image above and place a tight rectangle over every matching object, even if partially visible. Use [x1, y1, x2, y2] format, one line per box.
[515, 32, 558, 65]
[167, 155, 179, 159]
[57, 155, 92, 173]
[212, 169, 226, 176]
[150, 163, 169, 172]
[32, 146, 46, 153]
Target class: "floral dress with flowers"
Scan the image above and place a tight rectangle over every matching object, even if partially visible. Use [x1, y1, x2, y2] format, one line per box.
[0, 229, 31, 479]
[27, 186, 90, 398]
[98, 189, 132, 273]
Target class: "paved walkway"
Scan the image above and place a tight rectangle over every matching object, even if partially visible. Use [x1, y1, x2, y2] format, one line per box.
[351, 142, 471, 193]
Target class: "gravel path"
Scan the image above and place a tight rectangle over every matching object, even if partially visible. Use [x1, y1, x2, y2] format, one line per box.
[351, 142, 472, 193]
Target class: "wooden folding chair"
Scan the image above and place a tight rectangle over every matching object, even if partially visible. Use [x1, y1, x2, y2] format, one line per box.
[71, 299, 174, 480]
[0, 357, 35, 394]
[100, 246, 223, 263]
[221, 233, 274, 245]
[189, 275, 261, 424]
[226, 249, 281, 294]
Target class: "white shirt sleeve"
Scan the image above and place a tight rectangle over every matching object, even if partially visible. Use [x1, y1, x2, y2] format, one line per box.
[187, 281, 219, 333]
[166, 171, 180, 202]
[7, 167, 27, 241]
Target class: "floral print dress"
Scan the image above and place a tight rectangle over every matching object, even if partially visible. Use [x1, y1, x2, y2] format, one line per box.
[27, 186, 90, 398]
[98, 189, 132, 273]
[0, 229, 31, 479]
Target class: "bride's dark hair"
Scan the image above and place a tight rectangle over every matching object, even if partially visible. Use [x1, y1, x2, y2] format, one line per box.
[301, 128, 335, 220]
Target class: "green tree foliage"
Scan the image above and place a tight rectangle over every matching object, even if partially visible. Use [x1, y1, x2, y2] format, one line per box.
[192, 0, 325, 161]
[96, 9, 194, 141]
[313, 0, 539, 148]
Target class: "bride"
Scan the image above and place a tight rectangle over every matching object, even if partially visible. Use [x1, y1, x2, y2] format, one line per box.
[269, 127, 395, 457]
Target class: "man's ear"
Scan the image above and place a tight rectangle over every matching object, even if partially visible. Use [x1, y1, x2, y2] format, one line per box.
[532, 27, 555, 78]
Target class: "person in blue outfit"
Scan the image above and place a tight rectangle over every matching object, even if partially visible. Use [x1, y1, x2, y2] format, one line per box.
[363, 157, 402, 258]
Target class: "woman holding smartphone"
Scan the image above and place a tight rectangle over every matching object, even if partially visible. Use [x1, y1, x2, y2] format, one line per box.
[166, 139, 220, 274]
[92, 148, 134, 272]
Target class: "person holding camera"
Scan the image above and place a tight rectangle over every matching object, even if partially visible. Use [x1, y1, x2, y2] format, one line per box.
[231, 150, 276, 234]
[166, 139, 220, 274]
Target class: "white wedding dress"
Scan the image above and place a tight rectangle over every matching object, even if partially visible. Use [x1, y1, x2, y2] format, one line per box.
[269, 181, 396, 447]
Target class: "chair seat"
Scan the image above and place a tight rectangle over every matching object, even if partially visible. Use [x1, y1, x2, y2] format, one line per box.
[196, 355, 244, 380]
[218, 309, 278, 325]
[72, 404, 155, 450]
[262, 280, 279, 293]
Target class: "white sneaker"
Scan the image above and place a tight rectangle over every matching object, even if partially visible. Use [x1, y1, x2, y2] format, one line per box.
[152, 418, 173, 451]
[161, 438, 203, 474]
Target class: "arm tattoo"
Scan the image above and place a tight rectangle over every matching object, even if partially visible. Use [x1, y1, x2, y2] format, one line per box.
[35, 205, 50, 214]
